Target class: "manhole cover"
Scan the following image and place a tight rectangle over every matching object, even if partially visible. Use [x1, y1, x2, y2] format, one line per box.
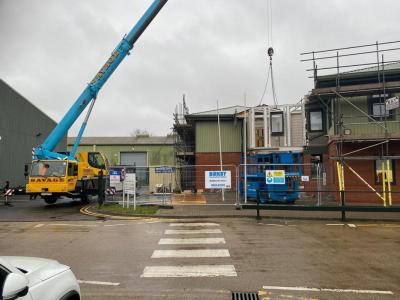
[232, 291, 259, 300]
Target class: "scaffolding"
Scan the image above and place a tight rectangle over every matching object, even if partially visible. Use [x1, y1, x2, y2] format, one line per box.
[173, 95, 195, 191]
[301, 40, 400, 206]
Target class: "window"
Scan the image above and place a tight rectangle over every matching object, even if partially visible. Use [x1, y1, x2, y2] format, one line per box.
[372, 103, 389, 118]
[270, 112, 284, 135]
[369, 94, 394, 120]
[0, 265, 10, 294]
[374, 159, 396, 184]
[68, 163, 78, 176]
[88, 152, 106, 169]
[30, 161, 66, 177]
[309, 110, 324, 132]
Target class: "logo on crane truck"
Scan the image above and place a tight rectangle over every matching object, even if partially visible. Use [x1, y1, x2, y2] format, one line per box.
[30, 178, 65, 183]
[91, 50, 120, 85]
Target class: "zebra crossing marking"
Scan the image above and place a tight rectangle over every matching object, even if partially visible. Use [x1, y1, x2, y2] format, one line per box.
[169, 223, 220, 227]
[158, 237, 226, 245]
[151, 249, 230, 258]
[165, 229, 222, 235]
[141, 265, 237, 278]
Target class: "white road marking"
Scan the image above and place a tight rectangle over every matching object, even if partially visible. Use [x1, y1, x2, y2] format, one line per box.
[165, 229, 222, 235]
[151, 249, 230, 258]
[348, 224, 357, 228]
[104, 224, 126, 227]
[262, 286, 394, 295]
[169, 223, 220, 227]
[326, 224, 345, 226]
[33, 224, 44, 228]
[264, 224, 285, 227]
[141, 265, 237, 277]
[159, 238, 225, 245]
[77, 280, 120, 286]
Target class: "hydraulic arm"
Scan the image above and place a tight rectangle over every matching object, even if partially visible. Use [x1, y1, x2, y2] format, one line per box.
[33, 0, 168, 161]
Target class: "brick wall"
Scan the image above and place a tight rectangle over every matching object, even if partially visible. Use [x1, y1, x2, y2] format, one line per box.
[195, 152, 241, 191]
[326, 141, 400, 204]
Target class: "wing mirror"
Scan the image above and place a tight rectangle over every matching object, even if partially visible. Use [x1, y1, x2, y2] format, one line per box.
[2, 273, 29, 300]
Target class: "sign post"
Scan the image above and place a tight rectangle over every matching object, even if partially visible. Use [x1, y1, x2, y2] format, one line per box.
[124, 173, 136, 210]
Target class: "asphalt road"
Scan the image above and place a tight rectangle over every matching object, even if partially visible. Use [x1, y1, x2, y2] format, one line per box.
[1, 209, 399, 300]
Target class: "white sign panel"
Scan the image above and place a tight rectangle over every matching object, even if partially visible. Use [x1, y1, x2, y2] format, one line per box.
[124, 173, 136, 195]
[205, 171, 231, 189]
[301, 175, 309, 182]
[265, 170, 285, 185]
[109, 170, 123, 191]
[386, 96, 399, 111]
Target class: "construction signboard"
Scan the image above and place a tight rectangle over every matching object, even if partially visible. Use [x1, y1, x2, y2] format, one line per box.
[205, 171, 231, 189]
[265, 170, 285, 185]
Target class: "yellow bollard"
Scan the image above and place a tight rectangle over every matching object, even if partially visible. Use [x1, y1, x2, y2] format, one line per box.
[387, 159, 392, 206]
[336, 162, 342, 191]
[382, 161, 386, 207]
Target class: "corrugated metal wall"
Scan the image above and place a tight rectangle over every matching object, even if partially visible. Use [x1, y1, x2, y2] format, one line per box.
[0, 80, 66, 187]
[67, 144, 175, 166]
[195, 121, 242, 153]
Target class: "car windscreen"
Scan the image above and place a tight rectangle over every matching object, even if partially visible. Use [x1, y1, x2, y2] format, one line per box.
[31, 161, 67, 177]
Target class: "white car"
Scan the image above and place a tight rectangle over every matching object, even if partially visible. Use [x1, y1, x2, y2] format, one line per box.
[0, 256, 80, 300]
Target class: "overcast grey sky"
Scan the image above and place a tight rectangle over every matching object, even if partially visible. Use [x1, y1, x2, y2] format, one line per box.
[0, 0, 399, 137]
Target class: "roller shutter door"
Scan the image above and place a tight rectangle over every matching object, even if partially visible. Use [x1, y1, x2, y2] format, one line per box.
[120, 152, 147, 166]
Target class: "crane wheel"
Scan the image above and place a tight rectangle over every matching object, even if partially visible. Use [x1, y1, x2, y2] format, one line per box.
[43, 196, 58, 204]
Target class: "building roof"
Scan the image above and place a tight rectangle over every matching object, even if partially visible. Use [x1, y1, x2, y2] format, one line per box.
[188, 105, 247, 117]
[0, 79, 57, 125]
[67, 136, 174, 146]
[341, 61, 400, 75]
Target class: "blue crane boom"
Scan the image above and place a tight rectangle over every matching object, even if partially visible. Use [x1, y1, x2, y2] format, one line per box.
[34, 0, 168, 161]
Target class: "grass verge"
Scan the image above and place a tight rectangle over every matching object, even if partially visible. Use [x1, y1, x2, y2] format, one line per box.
[96, 204, 159, 215]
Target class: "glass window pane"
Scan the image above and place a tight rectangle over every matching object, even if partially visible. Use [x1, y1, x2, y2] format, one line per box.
[372, 103, 389, 117]
[310, 111, 323, 131]
[271, 113, 283, 133]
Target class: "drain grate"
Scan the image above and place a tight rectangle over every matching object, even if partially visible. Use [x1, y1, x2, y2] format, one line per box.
[232, 291, 259, 300]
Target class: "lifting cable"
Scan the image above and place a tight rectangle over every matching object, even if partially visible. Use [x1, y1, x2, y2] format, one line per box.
[259, 0, 278, 107]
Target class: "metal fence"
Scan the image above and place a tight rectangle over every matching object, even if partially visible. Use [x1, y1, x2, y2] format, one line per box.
[103, 163, 400, 219]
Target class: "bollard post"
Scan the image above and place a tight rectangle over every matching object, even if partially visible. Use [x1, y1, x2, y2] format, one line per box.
[256, 190, 262, 221]
[97, 170, 105, 207]
[340, 190, 346, 222]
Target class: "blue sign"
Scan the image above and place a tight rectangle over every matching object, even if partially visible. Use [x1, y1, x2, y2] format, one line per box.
[155, 166, 175, 173]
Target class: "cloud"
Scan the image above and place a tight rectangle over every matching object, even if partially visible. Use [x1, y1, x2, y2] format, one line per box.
[0, 0, 398, 136]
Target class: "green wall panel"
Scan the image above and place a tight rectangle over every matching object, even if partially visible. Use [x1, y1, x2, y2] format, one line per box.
[195, 121, 242, 153]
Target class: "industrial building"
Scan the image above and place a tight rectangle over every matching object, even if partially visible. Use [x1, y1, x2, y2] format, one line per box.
[67, 135, 175, 192]
[0, 79, 66, 187]
[303, 41, 400, 204]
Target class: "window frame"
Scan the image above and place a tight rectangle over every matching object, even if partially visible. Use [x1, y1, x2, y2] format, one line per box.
[308, 109, 325, 133]
[270, 111, 284, 136]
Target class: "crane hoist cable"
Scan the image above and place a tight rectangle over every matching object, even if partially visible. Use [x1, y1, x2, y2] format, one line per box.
[259, 0, 278, 107]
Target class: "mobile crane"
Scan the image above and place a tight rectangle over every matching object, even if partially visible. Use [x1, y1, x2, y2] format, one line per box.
[26, 0, 168, 204]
